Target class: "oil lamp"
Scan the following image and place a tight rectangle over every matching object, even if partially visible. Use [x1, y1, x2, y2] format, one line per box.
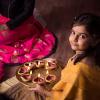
[45, 70, 56, 83]
[32, 73, 45, 84]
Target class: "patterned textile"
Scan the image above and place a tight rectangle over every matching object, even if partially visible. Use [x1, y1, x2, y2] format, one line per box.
[0, 15, 56, 80]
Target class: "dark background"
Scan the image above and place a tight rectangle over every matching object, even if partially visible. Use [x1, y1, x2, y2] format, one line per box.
[36, 0, 100, 32]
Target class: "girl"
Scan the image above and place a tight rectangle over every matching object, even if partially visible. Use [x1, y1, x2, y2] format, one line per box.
[30, 13, 100, 100]
[0, 0, 56, 81]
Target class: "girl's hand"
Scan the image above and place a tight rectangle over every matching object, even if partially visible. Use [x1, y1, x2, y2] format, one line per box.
[28, 84, 45, 93]
[28, 84, 51, 96]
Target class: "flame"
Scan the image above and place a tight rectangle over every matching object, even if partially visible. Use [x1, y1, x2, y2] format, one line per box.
[30, 70, 32, 75]
[37, 61, 40, 67]
[38, 73, 40, 77]
[46, 70, 49, 75]
[45, 62, 48, 69]
[13, 50, 18, 55]
[28, 63, 31, 66]
[38, 61, 40, 65]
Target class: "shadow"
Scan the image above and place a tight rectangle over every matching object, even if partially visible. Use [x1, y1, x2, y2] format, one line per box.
[0, 93, 13, 100]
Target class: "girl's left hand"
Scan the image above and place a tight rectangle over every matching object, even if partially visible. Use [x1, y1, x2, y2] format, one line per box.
[28, 84, 45, 93]
[28, 84, 51, 96]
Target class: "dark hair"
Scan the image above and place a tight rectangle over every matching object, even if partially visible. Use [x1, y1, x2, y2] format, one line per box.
[72, 13, 100, 65]
[73, 13, 100, 39]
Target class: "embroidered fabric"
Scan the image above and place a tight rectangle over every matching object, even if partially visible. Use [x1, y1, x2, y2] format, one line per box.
[0, 15, 56, 80]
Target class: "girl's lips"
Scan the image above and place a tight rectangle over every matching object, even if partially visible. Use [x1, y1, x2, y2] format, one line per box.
[71, 43, 78, 46]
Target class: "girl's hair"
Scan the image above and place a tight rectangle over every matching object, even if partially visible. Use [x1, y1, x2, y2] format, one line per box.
[73, 13, 100, 39]
[72, 13, 100, 65]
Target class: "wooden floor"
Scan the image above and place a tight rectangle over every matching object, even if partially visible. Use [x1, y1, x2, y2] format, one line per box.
[3, 0, 100, 81]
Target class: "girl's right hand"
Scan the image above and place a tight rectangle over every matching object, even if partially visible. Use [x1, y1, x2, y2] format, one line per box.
[28, 84, 44, 93]
[28, 84, 51, 96]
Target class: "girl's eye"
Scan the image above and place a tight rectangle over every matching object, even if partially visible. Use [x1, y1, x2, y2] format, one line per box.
[80, 34, 87, 39]
[71, 31, 75, 35]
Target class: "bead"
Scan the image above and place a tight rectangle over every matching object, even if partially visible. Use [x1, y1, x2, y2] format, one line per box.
[24, 54, 31, 59]
[14, 42, 20, 48]
[0, 56, 3, 61]
[38, 39, 42, 43]
[45, 34, 50, 37]
[24, 48, 29, 52]
[11, 56, 18, 63]
[21, 44, 24, 47]
[43, 42, 47, 46]
[13, 50, 18, 56]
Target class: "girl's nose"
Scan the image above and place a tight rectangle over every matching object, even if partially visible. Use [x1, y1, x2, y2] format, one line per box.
[73, 35, 78, 42]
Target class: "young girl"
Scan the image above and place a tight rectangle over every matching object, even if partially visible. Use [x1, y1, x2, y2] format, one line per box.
[30, 13, 100, 100]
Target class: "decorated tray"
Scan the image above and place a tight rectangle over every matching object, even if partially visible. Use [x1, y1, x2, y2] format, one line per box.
[16, 58, 62, 90]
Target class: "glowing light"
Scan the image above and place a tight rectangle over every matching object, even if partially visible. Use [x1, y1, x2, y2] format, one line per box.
[38, 73, 40, 77]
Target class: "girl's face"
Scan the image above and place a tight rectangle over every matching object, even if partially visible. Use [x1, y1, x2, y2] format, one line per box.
[69, 25, 93, 53]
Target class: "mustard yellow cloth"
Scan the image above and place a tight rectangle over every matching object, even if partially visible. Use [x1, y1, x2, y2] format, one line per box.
[46, 59, 100, 100]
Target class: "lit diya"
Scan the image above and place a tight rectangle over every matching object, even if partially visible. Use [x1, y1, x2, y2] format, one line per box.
[24, 62, 35, 70]
[18, 67, 29, 75]
[35, 60, 45, 68]
[13, 50, 19, 56]
[20, 70, 32, 82]
[32, 73, 45, 85]
[18, 62, 33, 75]
[45, 70, 56, 83]
[45, 59, 57, 70]
[24, 62, 33, 68]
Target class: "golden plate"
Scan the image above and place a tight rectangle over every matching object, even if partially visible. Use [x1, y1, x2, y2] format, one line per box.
[16, 58, 62, 90]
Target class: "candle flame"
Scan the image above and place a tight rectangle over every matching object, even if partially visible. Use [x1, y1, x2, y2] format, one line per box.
[46, 70, 49, 75]
[45, 62, 48, 69]
[38, 61, 40, 65]
[38, 73, 40, 77]
[30, 70, 32, 75]
[37, 61, 40, 67]
[29, 63, 31, 66]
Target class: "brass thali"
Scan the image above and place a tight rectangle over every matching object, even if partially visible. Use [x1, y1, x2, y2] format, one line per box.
[16, 58, 62, 90]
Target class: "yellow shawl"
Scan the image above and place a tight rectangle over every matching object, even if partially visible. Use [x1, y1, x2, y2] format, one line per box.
[46, 59, 100, 100]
